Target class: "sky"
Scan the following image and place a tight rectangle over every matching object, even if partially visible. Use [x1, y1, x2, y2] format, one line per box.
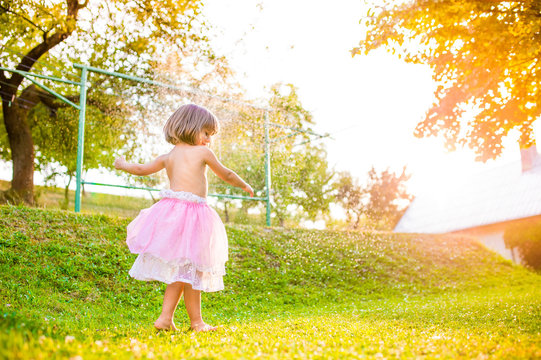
[202, 0, 539, 196]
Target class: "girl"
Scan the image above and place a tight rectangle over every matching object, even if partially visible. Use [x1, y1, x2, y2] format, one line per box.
[114, 103, 253, 332]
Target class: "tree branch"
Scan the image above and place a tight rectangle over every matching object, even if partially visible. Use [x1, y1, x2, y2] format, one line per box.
[8, 0, 84, 92]
[15, 84, 41, 115]
[8, 32, 67, 91]
[0, 4, 48, 33]
[77, 0, 90, 10]
[36, 88, 63, 112]
[508, 53, 540, 69]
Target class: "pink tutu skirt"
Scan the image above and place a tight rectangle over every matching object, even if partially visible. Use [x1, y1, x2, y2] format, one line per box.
[127, 189, 228, 292]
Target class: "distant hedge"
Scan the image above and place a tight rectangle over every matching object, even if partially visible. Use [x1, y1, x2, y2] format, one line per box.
[504, 220, 541, 271]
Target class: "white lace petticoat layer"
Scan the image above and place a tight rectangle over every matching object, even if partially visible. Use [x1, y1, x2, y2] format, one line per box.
[159, 189, 206, 204]
[128, 253, 224, 292]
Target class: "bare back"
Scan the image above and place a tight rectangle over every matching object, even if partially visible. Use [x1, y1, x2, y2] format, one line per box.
[114, 140, 252, 198]
[164, 144, 209, 198]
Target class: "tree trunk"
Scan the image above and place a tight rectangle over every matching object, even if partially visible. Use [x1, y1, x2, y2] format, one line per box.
[352, 212, 361, 231]
[62, 175, 73, 209]
[0, 0, 84, 205]
[1, 90, 37, 204]
[224, 201, 229, 223]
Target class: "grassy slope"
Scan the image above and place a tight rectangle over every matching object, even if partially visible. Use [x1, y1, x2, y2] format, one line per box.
[0, 205, 540, 359]
[0, 179, 154, 218]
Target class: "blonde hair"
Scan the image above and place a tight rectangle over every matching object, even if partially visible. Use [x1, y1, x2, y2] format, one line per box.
[163, 104, 219, 145]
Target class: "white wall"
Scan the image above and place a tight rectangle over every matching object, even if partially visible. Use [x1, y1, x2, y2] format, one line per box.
[476, 231, 523, 264]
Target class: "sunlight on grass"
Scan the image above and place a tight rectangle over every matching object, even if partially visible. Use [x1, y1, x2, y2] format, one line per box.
[1, 205, 540, 359]
[3, 289, 540, 359]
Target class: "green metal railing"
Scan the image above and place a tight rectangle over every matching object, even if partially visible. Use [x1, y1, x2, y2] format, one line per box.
[75, 66, 88, 215]
[82, 182, 267, 201]
[264, 111, 272, 223]
[70, 63, 275, 224]
[1, 63, 327, 226]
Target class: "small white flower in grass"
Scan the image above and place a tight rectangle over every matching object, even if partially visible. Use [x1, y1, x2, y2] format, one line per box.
[95, 340, 103, 347]
[64, 335, 75, 344]
[69, 356, 83, 360]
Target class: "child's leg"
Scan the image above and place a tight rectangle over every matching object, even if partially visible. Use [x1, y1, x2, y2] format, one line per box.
[183, 283, 217, 332]
[154, 282, 184, 331]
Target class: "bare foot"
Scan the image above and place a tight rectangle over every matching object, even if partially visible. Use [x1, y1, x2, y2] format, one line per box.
[154, 318, 178, 331]
[190, 322, 218, 332]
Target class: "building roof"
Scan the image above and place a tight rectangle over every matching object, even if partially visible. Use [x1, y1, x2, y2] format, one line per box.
[394, 155, 541, 234]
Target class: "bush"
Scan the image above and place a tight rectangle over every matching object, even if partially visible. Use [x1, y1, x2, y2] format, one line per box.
[504, 220, 541, 271]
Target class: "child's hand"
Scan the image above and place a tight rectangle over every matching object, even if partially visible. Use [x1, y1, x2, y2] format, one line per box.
[114, 156, 126, 170]
[243, 184, 254, 197]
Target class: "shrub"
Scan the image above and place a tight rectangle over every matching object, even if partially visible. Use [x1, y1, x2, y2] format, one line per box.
[504, 220, 541, 270]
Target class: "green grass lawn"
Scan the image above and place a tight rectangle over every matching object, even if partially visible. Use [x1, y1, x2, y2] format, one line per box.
[1, 205, 540, 359]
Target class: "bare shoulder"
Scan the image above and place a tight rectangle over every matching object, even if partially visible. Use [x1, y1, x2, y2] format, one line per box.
[193, 145, 215, 159]
[156, 152, 169, 164]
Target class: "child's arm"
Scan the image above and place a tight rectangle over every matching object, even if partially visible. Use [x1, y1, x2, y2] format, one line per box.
[203, 148, 254, 197]
[114, 155, 166, 176]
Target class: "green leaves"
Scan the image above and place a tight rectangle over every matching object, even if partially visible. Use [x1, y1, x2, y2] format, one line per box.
[357, 0, 541, 160]
[210, 83, 333, 226]
[0, 0, 217, 201]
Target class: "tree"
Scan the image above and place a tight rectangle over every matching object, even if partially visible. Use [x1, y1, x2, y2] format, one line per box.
[353, 1, 541, 161]
[267, 84, 334, 226]
[0, 0, 215, 204]
[27, 89, 136, 208]
[334, 167, 411, 230]
[209, 84, 334, 226]
[504, 220, 541, 271]
[363, 166, 412, 227]
[334, 171, 364, 230]
[271, 139, 333, 226]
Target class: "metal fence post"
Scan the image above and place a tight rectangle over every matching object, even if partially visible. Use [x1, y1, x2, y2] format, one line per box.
[74, 66, 88, 212]
[264, 111, 272, 226]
